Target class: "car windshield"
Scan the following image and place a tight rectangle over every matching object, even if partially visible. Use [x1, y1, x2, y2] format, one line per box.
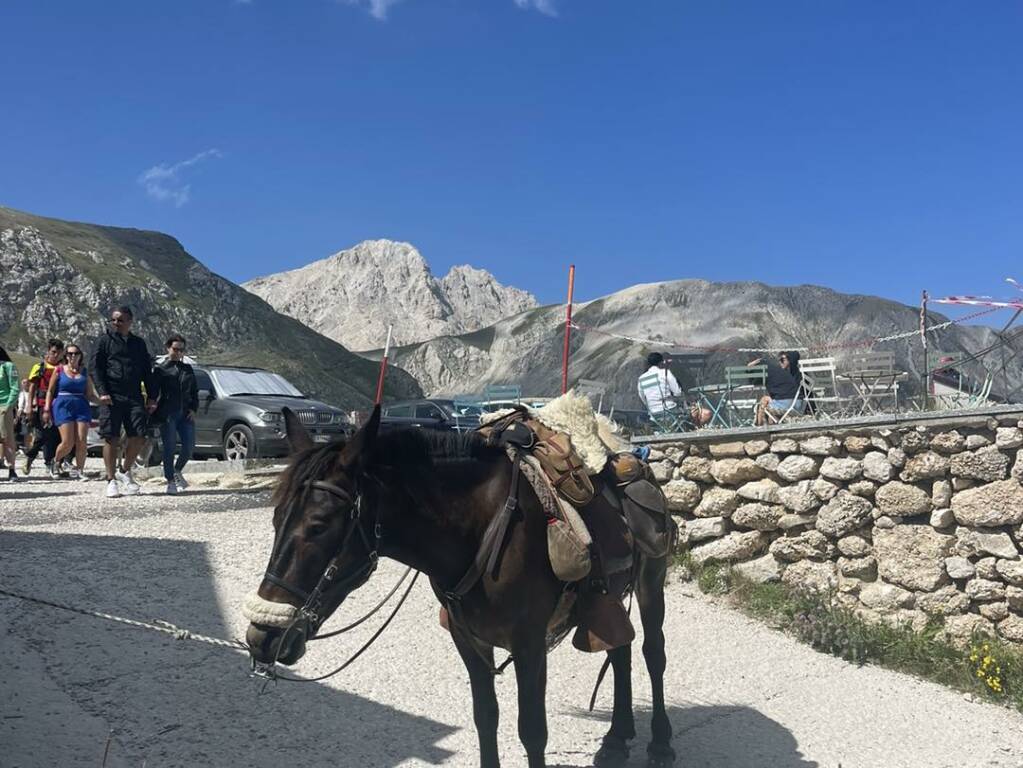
[209, 368, 306, 398]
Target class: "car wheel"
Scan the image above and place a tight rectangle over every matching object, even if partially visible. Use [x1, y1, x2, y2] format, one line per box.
[223, 424, 256, 461]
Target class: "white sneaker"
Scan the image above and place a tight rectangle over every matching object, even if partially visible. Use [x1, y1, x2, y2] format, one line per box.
[115, 469, 141, 496]
[68, 467, 80, 480]
[47, 464, 60, 480]
[174, 472, 189, 490]
[106, 479, 121, 498]
[166, 480, 178, 495]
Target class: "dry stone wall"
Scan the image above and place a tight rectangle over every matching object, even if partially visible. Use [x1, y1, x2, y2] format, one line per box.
[646, 411, 1023, 646]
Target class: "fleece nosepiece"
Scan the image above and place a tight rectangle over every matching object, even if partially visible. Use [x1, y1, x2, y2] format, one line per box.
[242, 593, 299, 628]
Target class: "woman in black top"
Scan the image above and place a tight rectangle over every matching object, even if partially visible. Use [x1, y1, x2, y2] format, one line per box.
[153, 334, 199, 495]
[748, 351, 804, 425]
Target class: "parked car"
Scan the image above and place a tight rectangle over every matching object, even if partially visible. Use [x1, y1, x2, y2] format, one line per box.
[380, 399, 481, 433]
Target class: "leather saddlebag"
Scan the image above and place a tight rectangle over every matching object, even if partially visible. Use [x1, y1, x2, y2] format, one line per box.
[531, 421, 595, 507]
[622, 477, 676, 558]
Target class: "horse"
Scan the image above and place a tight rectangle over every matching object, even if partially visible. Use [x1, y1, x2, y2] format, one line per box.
[245, 406, 676, 768]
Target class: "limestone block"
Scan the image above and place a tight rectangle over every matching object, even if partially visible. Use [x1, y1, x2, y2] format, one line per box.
[664, 446, 687, 463]
[931, 479, 952, 509]
[1012, 449, 1023, 483]
[810, 478, 841, 502]
[677, 456, 714, 483]
[950, 446, 1009, 482]
[965, 434, 992, 450]
[776, 455, 819, 483]
[816, 492, 874, 538]
[820, 457, 864, 482]
[776, 480, 821, 513]
[862, 451, 894, 483]
[688, 516, 729, 542]
[887, 448, 907, 469]
[736, 478, 781, 504]
[930, 430, 966, 454]
[899, 451, 950, 482]
[781, 560, 837, 594]
[975, 557, 999, 580]
[997, 614, 1023, 642]
[663, 479, 702, 512]
[744, 439, 770, 457]
[870, 435, 890, 452]
[944, 556, 975, 580]
[848, 481, 877, 498]
[966, 579, 1006, 602]
[755, 453, 781, 472]
[995, 426, 1023, 449]
[875, 481, 931, 517]
[900, 430, 928, 454]
[952, 479, 1023, 527]
[731, 502, 786, 531]
[1006, 585, 1023, 613]
[930, 508, 954, 529]
[798, 436, 841, 456]
[945, 614, 995, 647]
[693, 487, 739, 518]
[778, 513, 817, 531]
[980, 602, 1010, 622]
[650, 460, 674, 483]
[843, 436, 871, 455]
[951, 476, 974, 491]
[913, 585, 969, 617]
[689, 530, 769, 566]
[731, 554, 782, 584]
[837, 534, 872, 557]
[874, 516, 897, 529]
[995, 559, 1023, 587]
[838, 556, 877, 580]
[858, 582, 915, 611]
[709, 441, 747, 458]
[710, 458, 765, 486]
[770, 438, 799, 454]
[770, 530, 831, 562]
[954, 528, 1020, 560]
[873, 526, 954, 591]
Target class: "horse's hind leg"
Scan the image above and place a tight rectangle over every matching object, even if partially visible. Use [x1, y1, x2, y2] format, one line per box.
[593, 644, 635, 767]
[636, 553, 675, 767]
[451, 629, 501, 768]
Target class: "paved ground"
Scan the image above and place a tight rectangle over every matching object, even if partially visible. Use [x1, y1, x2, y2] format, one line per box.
[1, 472, 1022, 768]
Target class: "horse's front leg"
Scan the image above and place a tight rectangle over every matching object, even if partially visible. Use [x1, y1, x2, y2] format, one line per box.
[636, 554, 675, 767]
[593, 644, 635, 767]
[512, 637, 549, 768]
[451, 626, 501, 768]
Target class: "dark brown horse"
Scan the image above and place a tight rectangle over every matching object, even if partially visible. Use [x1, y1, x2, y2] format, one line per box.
[246, 407, 675, 768]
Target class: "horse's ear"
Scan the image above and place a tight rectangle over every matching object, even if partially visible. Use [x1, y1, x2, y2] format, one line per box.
[341, 404, 380, 468]
[283, 407, 314, 454]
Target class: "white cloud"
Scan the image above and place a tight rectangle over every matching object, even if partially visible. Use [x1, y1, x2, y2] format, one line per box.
[514, 0, 558, 16]
[340, 0, 405, 21]
[138, 149, 222, 208]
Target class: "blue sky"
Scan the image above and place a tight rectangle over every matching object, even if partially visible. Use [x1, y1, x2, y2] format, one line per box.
[2, 1, 1021, 313]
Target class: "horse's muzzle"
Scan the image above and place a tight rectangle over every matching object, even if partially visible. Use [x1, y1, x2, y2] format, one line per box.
[246, 622, 308, 666]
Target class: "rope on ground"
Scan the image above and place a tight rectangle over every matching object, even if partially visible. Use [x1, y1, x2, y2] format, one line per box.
[0, 586, 248, 651]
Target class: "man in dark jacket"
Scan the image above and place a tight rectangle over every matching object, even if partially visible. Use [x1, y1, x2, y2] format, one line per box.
[90, 306, 158, 498]
[153, 334, 198, 495]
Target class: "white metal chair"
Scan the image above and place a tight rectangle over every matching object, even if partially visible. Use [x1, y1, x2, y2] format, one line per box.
[797, 356, 845, 419]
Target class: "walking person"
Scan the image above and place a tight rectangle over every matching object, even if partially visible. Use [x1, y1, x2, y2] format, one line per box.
[23, 339, 64, 477]
[90, 306, 158, 498]
[0, 346, 20, 481]
[43, 343, 97, 480]
[16, 378, 33, 453]
[153, 334, 198, 495]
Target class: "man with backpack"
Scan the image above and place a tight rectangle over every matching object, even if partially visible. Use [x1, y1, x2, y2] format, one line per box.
[23, 339, 64, 477]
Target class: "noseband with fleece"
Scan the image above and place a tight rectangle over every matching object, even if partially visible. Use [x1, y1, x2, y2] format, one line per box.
[243, 593, 299, 628]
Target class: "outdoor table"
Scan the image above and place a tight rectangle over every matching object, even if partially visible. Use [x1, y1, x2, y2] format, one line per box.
[836, 370, 909, 415]
[688, 383, 731, 429]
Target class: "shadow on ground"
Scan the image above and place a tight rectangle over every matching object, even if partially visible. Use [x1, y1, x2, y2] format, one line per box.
[0, 531, 457, 768]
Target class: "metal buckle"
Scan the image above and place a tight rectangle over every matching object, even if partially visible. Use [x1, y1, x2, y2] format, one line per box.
[324, 563, 338, 581]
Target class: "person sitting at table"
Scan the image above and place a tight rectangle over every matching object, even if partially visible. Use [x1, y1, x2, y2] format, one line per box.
[638, 352, 711, 428]
[747, 351, 805, 425]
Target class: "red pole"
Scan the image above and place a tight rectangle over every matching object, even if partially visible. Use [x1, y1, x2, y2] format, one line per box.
[374, 325, 393, 405]
[561, 265, 576, 394]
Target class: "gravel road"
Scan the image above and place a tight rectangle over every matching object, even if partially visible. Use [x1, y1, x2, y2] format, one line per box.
[2, 474, 1022, 768]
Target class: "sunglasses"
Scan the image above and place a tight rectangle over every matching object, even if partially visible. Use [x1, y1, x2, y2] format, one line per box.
[170, 346, 186, 352]
[110, 317, 129, 324]
[68, 351, 83, 357]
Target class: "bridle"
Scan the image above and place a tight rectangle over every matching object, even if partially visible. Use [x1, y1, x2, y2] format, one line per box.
[262, 478, 381, 632]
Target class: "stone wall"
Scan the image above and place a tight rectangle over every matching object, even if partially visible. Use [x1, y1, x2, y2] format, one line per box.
[643, 409, 1023, 646]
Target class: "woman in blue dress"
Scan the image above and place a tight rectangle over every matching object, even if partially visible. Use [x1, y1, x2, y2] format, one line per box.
[43, 343, 98, 480]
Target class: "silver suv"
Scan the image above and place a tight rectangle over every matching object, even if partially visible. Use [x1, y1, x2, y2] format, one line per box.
[142, 364, 351, 463]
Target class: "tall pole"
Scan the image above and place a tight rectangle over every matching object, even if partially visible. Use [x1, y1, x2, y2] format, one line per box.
[921, 290, 929, 410]
[561, 265, 576, 395]
[375, 325, 393, 406]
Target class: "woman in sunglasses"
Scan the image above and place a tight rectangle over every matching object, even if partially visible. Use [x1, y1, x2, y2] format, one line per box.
[748, 350, 804, 426]
[43, 343, 98, 480]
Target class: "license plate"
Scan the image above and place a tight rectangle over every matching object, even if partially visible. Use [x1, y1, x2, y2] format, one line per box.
[313, 434, 332, 443]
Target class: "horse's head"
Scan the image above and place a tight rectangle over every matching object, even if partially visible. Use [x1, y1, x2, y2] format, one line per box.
[245, 406, 380, 666]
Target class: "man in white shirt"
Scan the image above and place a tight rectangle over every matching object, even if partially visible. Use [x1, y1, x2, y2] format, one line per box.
[637, 353, 710, 428]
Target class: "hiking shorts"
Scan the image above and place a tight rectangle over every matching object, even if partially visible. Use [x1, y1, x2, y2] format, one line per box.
[99, 397, 147, 439]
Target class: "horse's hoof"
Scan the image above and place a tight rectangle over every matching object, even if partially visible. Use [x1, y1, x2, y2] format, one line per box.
[593, 736, 630, 767]
[646, 742, 676, 768]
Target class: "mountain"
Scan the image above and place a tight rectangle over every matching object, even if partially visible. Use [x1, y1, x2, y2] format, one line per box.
[0, 207, 421, 409]
[373, 280, 1023, 408]
[242, 239, 537, 351]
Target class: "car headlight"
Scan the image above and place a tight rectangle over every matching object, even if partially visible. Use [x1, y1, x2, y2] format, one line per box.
[259, 411, 282, 424]
[332, 412, 347, 425]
